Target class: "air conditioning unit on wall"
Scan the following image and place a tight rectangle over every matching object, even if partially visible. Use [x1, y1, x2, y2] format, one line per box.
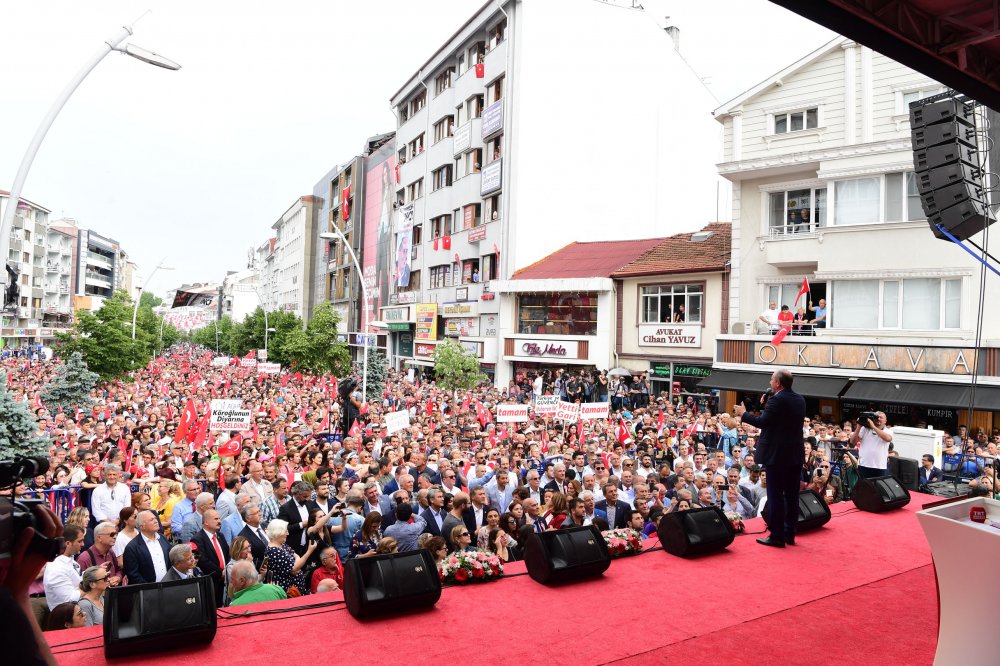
[729, 321, 750, 334]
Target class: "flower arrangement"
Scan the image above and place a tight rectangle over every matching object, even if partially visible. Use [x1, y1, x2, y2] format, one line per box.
[438, 549, 504, 585]
[725, 511, 745, 533]
[602, 528, 643, 558]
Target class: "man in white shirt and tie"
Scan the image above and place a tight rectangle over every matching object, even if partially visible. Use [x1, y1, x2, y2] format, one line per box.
[44, 525, 94, 609]
[90, 464, 130, 523]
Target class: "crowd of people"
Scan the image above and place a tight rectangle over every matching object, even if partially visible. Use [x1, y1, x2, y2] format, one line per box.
[2, 343, 993, 632]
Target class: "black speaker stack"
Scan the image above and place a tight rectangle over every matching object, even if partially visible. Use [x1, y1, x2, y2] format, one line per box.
[523, 525, 612, 584]
[342, 549, 442, 619]
[657, 505, 735, 557]
[852, 475, 911, 513]
[910, 97, 993, 242]
[763, 489, 832, 532]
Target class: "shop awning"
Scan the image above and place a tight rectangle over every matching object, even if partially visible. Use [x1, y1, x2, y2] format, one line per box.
[841, 380, 968, 409]
[791, 375, 851, 400]
[965, 386, 1000, 412]
[697, 371, 771, 393]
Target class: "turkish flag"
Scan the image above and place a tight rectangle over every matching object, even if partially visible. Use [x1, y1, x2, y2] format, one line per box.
[359, 401, 369, 415]
[192, 415, 210, 448]
[244, 350, 254, 359]
[270, 403, 278, 420]
[540, 429, 549, 454]
[218, 436, 242, 458]
[771, 327, 789, 346]
[426, 399, 434, 416]
[657, 409, 665, 433]
[577, 419, 584, 442]
[433, 237, 439, 250]
[461, 394, 470, 412]
[342, 185, 351, 221]
[476, 401, 487, 426]
[394, 163, 400, 183]
[442, 235, 451, 250]
[475, 62, 484, 78]
[175, 399, 198, 443]
[616, 418, 630, 444]
[489, 429, 497, 447]
[273, 433, 285, 457]
[319, 410, 330, 432]
[348, 419, 362, 438]
[794, 277, 810, 306]
[454, 252, 460, 264]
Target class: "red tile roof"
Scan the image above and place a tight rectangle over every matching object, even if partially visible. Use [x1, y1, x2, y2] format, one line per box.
[612, 222, 732, 277]
[512, 238, 665, 280]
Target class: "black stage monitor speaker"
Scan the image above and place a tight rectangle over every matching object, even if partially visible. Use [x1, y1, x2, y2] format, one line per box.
[104, 576, 217, 659]
[524, 525, 611, 585]
[888, 456, 920, 492]
[342, 549, 441, 619]
[853, 475, 911, 513]
[657, 505, 735, 557]
[764, 489, 831, 532]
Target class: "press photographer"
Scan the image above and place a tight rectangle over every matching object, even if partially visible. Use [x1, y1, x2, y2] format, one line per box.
[850, 411, 893, 479]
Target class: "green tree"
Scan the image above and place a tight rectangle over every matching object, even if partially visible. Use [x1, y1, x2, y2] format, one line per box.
[433, 339, 486, 392]
[365, 347, 388, 400]
[41, 352, 99, 416]
[279, 302, 351, 375]
[55, 290, 151, 378]
[0, 374, 49, 459]
[139, 292, 163, 309]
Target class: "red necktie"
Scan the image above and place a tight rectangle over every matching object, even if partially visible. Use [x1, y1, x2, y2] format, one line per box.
[212, 533, 225, 568]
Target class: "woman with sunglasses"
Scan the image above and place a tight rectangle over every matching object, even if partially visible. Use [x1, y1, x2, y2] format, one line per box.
[449, 524, 474, 553]
[78, 566, 110, 626]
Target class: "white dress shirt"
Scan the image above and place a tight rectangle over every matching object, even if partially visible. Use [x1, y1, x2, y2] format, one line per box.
[143, 532, 168, 582]
[294, 500, 309, 546]
[91, 481, 131, 522]
[473, 504, 485, 528]
[43, 554, 82, 610]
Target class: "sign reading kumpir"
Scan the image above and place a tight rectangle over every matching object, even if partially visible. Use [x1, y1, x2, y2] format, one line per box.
[753, 342, 977, 374]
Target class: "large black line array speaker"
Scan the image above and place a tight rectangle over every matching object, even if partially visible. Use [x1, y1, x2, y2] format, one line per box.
[910, 97, 994, 242]
[342, 549, 441, 619]
[524, 525, 611, 585]
[853, 475, 911, 513]
[764, 489, 832, 532]
[657, 505, 735, 557]
[103, 577, 217, 659]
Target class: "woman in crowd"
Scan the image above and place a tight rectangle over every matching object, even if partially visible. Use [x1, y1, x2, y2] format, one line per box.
[643, 505, 664, 537]
[131, 491, 152, 513]
[265, 519, 317, 595]
[310, 546, 343, 593]
[487, 528, 518, 563]
[45, 602, 86, 631]
[348, 512, 382, 559]
[332, 478, 351, 505]
[49, 465, 71, 489]
[77, 566, 109, 626]
[112, 507, 138, 568]
[425, 536, 448, 564]
[150, 477, 181, 540]
[545, 492, 568, 530]
[449, 524, 473, 553]
[306, 508, 335, 568]
[476, 508, 502, 550]
[225, 536, 255, 605]
[376, 537, 398, 554]
[499, 512, 520, 543]
[507, 501, 525, 528]
[64, 507, 94, 551]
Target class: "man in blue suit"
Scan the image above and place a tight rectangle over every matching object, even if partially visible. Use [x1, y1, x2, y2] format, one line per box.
[734, 368, 806, 548]
[123, 510, 172, 583]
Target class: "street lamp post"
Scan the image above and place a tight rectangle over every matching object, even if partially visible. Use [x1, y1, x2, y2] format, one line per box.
[132, 258, 173, 339]
[1, 18, 180, 309]
[319, 229, 370, 398]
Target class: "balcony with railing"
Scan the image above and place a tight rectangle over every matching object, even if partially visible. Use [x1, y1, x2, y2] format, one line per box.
[45, 262, 60, 273]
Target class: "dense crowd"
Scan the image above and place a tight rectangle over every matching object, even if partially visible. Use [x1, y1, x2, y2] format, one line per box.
[2, 344, 995, 632]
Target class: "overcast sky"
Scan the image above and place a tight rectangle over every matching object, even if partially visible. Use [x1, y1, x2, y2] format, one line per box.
[0, 0, 834, 295]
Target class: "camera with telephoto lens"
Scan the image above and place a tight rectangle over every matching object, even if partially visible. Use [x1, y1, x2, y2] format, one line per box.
[0, 457, 65, 585]
[858, 411, 879, 426]
[741, 388, 774, 414]
[337, 377, 358, 401]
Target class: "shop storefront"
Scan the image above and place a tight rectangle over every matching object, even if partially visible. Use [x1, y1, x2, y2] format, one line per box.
[380, 306, 414, 370]
[648, 362, 716, 411]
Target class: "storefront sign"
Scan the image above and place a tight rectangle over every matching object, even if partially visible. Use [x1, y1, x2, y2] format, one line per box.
[481, 292, 495, 301]
[534, 395, 559, 416]
[459, 340, 483, 357]
[414, 342, 437, 358]
[414, 303, 438, 341]
[638, 324, 701, 348]
[258, 362, 281, 374]
[480, 314, 498, 338]
[468, 225, 487, 242]
[382, 306, 410, 323]
[482, 99, 503, 138]
[556, 401, 580, 422]
[673, 364, 712, 377]
[398, 332, 414, 358]
[392, 292, 417, 304]
[446, 317, 480, 337]
[453, 122, 471, 155]
[351, 333, 377, 346]
[384, 409, 410, 435]
[513, 339, 578, 359]
[753, 342, 976, 375]
[579, 402, 610, 420]
[480, 159, 502, 196]
[651, 363, 670, 378]
[387, 323, 411, 331]
[442, 302, 478, 317]
[496, 405, 529, 422]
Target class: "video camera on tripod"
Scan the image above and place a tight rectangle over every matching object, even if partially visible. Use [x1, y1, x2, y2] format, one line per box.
[0, 456, 64, 585]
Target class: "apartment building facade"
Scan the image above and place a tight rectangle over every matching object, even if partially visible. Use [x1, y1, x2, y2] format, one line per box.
[708, 37, 1000, 432]
[1, 191, 56, 346]
[272, 196, 318, 321]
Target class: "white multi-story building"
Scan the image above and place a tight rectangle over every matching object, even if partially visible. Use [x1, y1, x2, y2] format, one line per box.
[272, 196, 318, 321]
[252, 237, 279, 313]
[1, 190, 52, 345]
[388, 0, 728, 384]
[42, 225, 75, 333]
[221, 268, 260, 323]
[708, 36, 1000, 433]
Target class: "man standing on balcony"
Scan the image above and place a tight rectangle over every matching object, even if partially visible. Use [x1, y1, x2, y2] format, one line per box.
[758, 301, 780, 335]
[809, 299, 828, 329]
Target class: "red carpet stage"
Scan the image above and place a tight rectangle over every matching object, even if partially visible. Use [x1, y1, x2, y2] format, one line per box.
[49, 496, 940, 665]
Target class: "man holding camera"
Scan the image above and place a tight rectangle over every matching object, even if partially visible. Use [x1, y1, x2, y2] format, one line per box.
[850, 412, 893, 479]
[733, 369, 806, 549]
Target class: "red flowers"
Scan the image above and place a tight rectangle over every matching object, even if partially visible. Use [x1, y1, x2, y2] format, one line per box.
[472, 567, 484, 578]
[454, 568, 469, 582]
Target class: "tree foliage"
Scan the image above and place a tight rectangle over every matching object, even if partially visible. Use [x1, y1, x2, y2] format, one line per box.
[433, 339, 486, 391]
[55, 290, 151, 378]
[41, 352, 99, 416]
[0, 374, 49, 460]
[279, 302, 351, 375]
[365, 347, 388, 400]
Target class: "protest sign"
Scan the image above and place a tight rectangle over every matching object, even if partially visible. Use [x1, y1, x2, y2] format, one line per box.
[496, 405, 529, 422]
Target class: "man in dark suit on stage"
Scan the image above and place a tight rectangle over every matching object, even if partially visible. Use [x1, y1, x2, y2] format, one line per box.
[734, 368, 806, 548]
[122, 510, 171, 584]
[189, 509, 230, 607]
[595, 484, 631, 529]
[277, 481, 315, 556]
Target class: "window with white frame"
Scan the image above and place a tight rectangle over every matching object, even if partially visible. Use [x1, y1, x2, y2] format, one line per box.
[406, 178, 423, 202]
[768, 187, 827, 234]
[407, 134, 424, 159]
[885, 172, 924, 222]
[433, 116, 454, 143]
[898, 86, 946, 114]
[641, 284, 703, 324]
[772, 107, 818, 134]
[830, 171, 924, 226]
[830, 278, 960, 330]
[430, 264, 450, 289]
[434, 68, 454, 96]
[431, 165, 452, 191]
[487, 76, 504, 106]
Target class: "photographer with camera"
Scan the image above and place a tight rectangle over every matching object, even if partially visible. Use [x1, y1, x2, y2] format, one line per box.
[733, 369, 806, 549]
[338, 377, 363, 434]
[850, 411, 893, 479]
